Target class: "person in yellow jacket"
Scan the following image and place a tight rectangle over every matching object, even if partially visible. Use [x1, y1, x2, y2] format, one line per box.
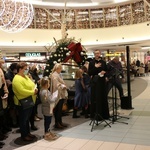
[12, 62, 38, 142]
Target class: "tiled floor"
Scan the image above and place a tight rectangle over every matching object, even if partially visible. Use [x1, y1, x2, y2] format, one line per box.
[3, 76, 150, 150]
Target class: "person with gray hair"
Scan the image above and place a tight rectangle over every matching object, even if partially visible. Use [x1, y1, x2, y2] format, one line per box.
[106, 56, 125, 99]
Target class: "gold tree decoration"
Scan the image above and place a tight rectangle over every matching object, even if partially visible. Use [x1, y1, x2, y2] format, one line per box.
[43, 0, 87, 76]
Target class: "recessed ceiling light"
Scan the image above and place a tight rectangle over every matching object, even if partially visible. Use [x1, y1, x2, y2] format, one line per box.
[114, 0, 128, 2]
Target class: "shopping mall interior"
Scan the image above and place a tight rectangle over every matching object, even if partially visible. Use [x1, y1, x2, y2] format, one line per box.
[0, 0, 150, 150]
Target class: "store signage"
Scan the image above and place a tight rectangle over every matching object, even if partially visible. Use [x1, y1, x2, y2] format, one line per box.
[25, 52, 41, 57]
[106, 53, 121, 56]
[19, 52, 46, 57]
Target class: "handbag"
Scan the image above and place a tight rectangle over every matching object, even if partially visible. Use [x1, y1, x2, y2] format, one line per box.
[1, 95, 8, 109]
[2, 100, 8, 109]
[15, 95, 34, 110]
[62, 102, 68, 112]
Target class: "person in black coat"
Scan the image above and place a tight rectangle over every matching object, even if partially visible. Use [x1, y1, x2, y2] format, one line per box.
[28, 66, 41, 130]
[136, 59, 140, 67]
[5, 63, 19, 128]
[106, 57, 125, 99]
[88, 50, 110, 120]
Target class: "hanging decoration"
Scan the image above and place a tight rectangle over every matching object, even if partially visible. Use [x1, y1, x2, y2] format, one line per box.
[0, 0, 34, 33]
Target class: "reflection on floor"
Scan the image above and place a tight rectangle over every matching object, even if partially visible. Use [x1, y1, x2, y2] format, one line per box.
[2, 77, 150, 150]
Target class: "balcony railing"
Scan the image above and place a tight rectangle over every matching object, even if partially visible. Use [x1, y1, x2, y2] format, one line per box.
[28, 0, 150, 30]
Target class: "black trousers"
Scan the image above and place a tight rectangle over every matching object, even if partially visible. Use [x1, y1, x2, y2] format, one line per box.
[107, 79, 124, 98]
[30, 106, 35, 128]
[90, 76, 110, 119]
[54, 99, 64, 125]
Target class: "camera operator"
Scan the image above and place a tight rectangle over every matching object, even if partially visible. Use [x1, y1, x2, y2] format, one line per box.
[106, 56, 125, 99]
[88, 50, 110, 120]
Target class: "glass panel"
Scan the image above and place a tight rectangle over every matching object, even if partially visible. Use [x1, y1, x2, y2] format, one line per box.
[132, 0, 145, 24]
[104, 7, 118, 27]
[90, 8, 104, 28]
[76, 9, 90, 29]
[118, 4, 131, 26]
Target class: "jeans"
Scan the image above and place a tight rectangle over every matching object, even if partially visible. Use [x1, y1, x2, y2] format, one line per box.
[44, 115, 52, 133]
[17, 106, 33, 138]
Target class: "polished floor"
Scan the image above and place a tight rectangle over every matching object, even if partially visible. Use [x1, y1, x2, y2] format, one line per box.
[2, 76, 150, 150]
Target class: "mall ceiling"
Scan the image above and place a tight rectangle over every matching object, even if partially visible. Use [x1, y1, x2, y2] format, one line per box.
[33, 0, 131, 8]
[31, 0, 150, 52]
[1, 38, 150, 54]
[1, 0, 150, 54]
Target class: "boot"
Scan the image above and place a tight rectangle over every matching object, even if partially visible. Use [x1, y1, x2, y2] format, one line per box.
[80, 107, 85, 115]
[72, 109, 80, 118]
[84, 109, 90, 118]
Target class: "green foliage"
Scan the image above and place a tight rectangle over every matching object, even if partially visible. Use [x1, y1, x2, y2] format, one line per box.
[43, 39, 87, 77]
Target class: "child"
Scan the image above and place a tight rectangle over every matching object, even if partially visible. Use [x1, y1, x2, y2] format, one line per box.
[73, 69, 86, 118]
[80, 66, 91, 118]
[39, 76, 58, 141]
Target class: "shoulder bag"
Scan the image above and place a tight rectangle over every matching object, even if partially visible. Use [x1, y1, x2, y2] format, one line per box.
[15, 95, 34, 110]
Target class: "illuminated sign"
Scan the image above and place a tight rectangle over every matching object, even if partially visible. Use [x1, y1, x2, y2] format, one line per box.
[19, 52, 46, 61]
[19, 52, 46, 57]
[105, 53, 121, 57]
[25, 53, 41, 57]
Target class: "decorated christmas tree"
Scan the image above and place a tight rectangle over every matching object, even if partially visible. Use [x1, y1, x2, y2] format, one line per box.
[43, 38, 87, 76]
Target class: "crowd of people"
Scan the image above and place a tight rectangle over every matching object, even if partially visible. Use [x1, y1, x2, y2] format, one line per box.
[0, 60, 72, 147]
[0, 50, 134, 148]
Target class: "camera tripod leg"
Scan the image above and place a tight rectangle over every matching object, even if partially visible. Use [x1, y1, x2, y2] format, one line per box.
[110, 114, 129, 125]
[90, 113, 111, 132]
[109, 83, 129, 125]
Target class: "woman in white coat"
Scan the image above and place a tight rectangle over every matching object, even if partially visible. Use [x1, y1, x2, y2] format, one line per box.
[50, 63, 68, 129]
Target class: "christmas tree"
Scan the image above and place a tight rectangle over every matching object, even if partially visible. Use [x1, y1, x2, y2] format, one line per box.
[43, 38, 87, 76]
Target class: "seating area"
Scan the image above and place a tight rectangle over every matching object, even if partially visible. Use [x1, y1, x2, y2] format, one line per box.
[137, 67, 146, 76]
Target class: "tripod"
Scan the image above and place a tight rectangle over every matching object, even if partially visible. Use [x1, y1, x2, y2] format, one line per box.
[89, 75, 111, 132]
[89, 111, 111, 132]
[89, 103, 111, 132]
[110, 76, 129, 124]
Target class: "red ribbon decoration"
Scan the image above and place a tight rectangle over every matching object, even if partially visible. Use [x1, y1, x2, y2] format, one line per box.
[63, 42, 82, 63]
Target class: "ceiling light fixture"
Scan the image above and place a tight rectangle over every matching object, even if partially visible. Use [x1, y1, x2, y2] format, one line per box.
[31, 0, 99, 7]
[114, 0, 128, 3]
[141, 47, 150, 50]
[0, 0, 34, 33]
